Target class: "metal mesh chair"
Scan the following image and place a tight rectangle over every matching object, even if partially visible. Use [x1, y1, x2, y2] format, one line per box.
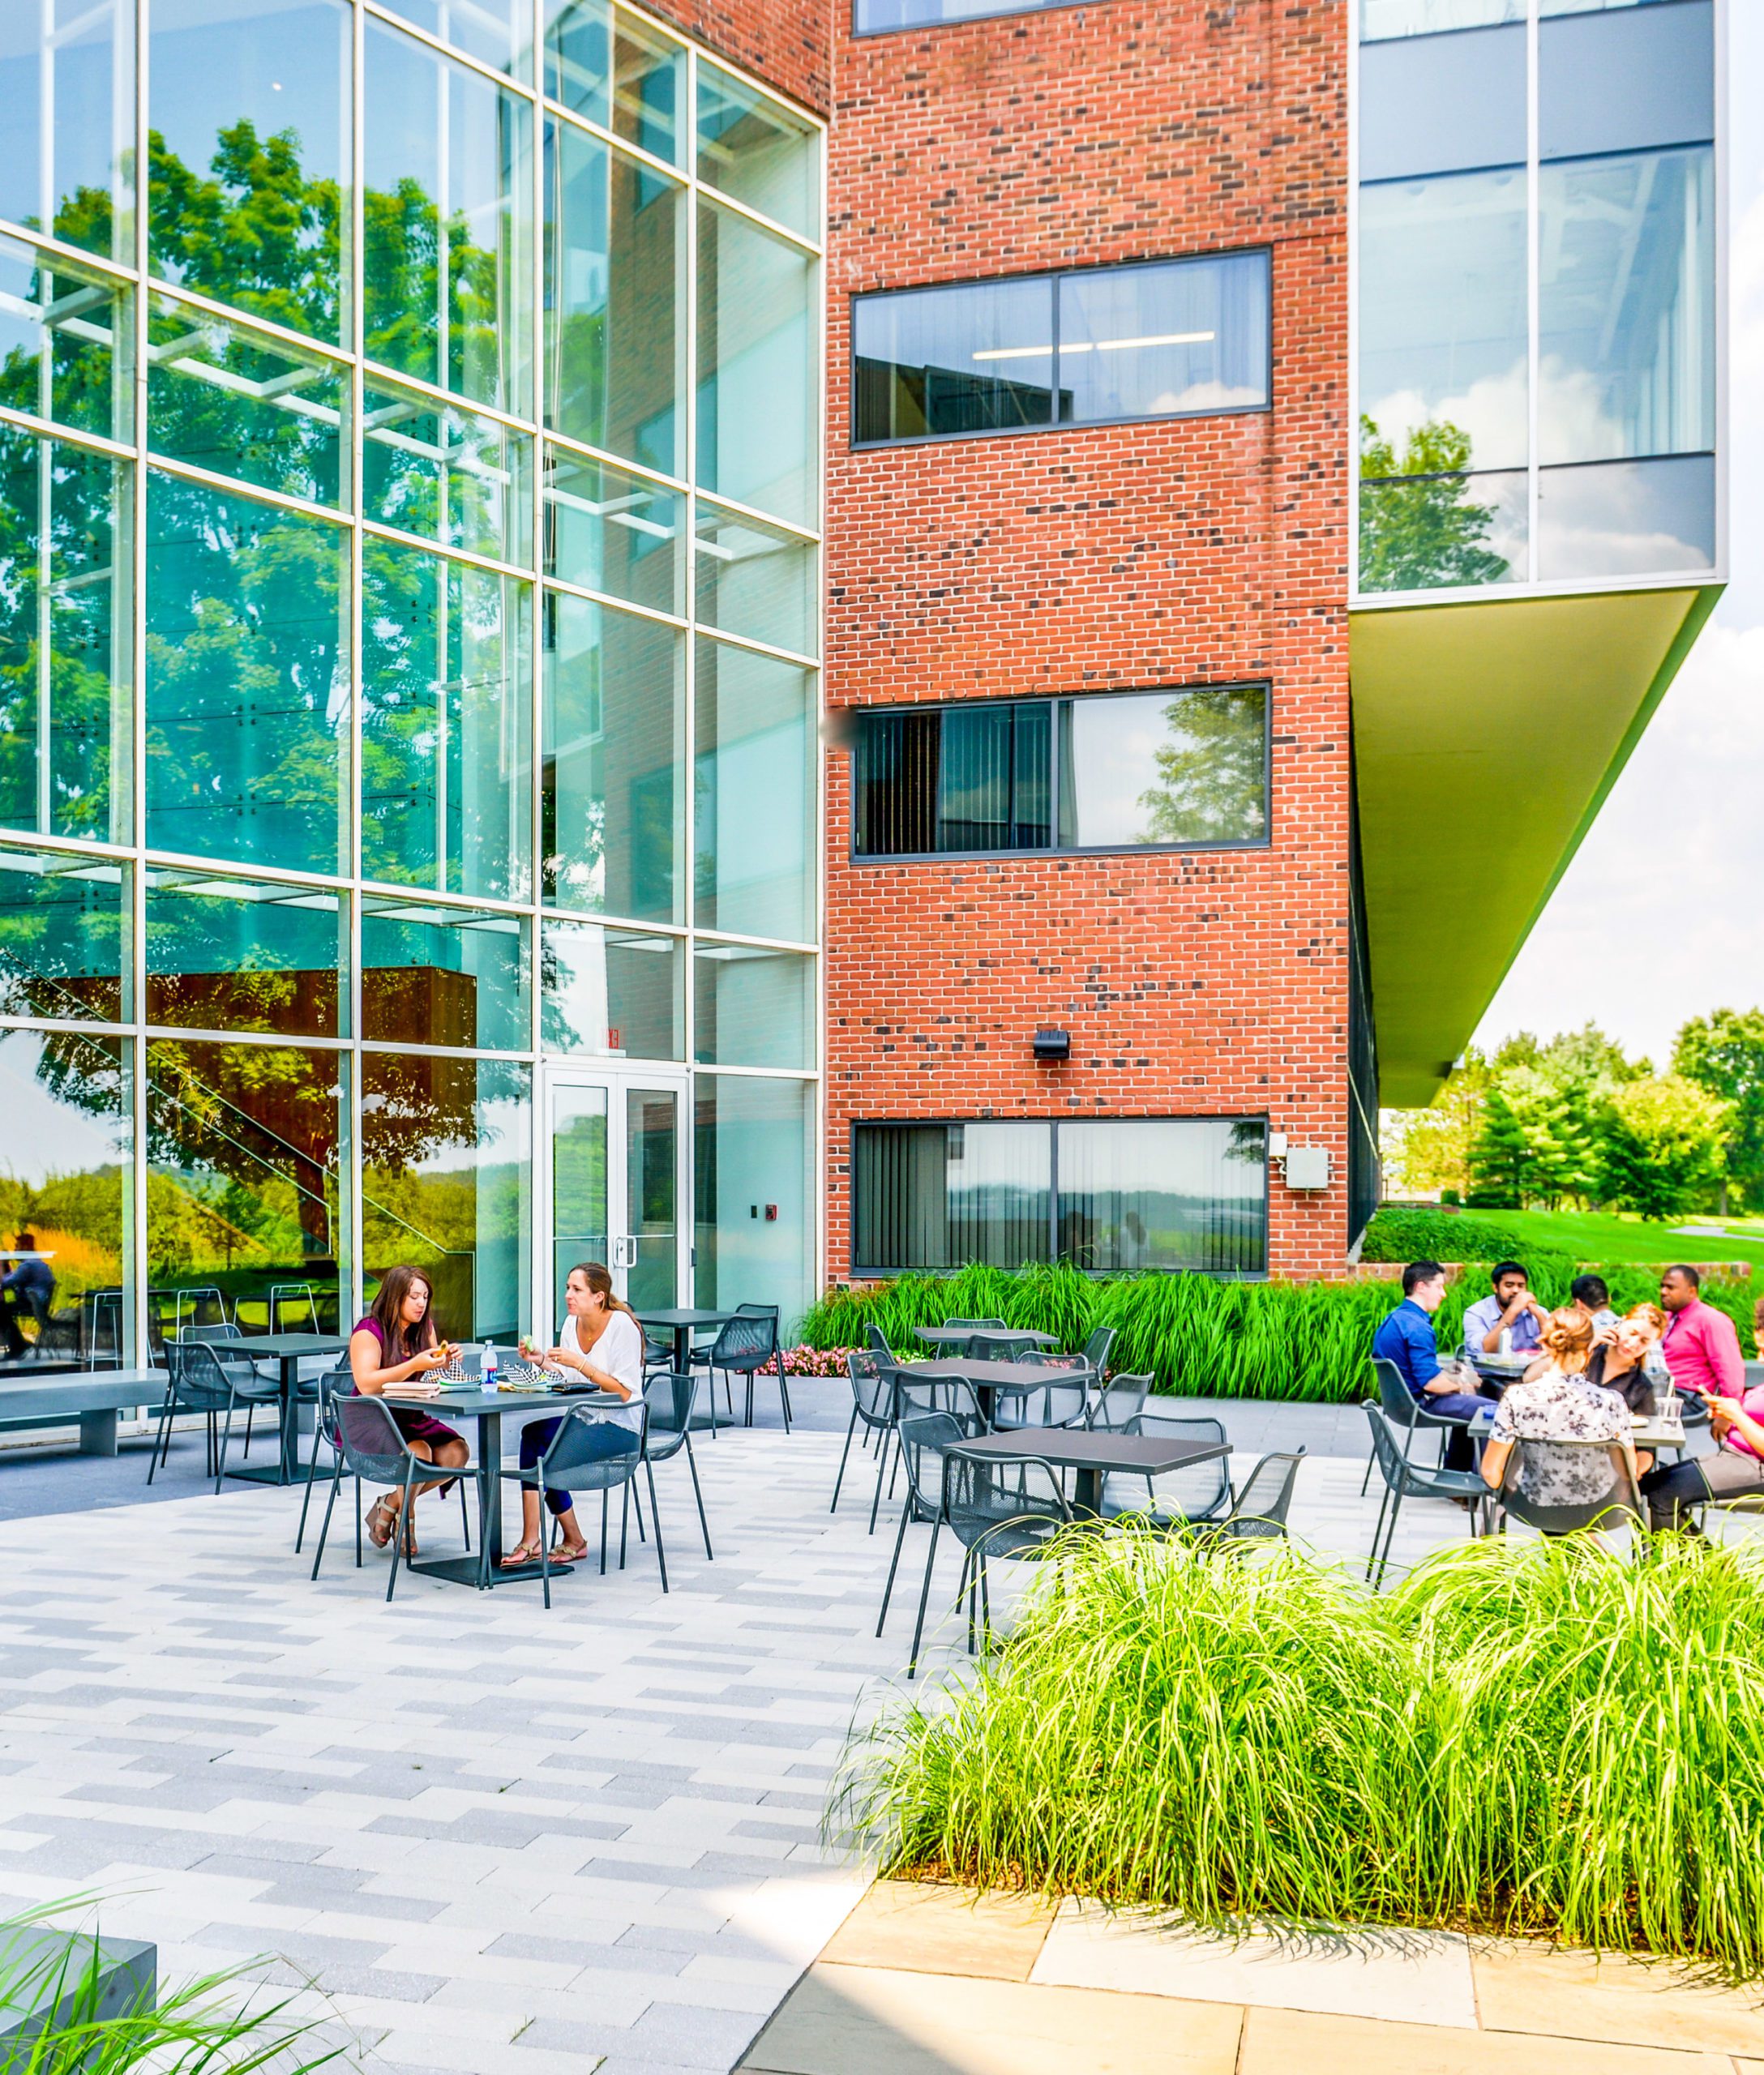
[180, 1322, 279, 1455]
[969, 1331, 1041, 1363]
[501, 1403, 662, 1607]
[1087, 1371, 1153, 1432]
[900, 1426, 1073, 1679]
[1495, 1436, 1644, 1538]
[1359, 1354, 1477, 1493]
[1199, 1448, 1308, 1547]
[1099, 1411, 1233, 1526]
[991, 1355, 1090, 1432]
[1363, 1401, 1488, 1586]
[831, 1349, 900, 1530]
[700, 1304, 791, 1432]
[876, 1405, 974, 1643]
[309, 1393, 485, 1602]
[643, 1371, 713, 1561]
[148, 1340, 280, 1493]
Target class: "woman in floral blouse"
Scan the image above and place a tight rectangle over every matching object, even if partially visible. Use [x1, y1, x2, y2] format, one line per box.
[1479, 1308, 1633, 1512]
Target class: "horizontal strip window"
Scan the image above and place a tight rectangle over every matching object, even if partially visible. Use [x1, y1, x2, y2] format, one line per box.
[854, 0, 1102, 30]
[851, 686, 1269, 860]
[852, 251, 1270, 447]
[853, 1119, 1269, 1278]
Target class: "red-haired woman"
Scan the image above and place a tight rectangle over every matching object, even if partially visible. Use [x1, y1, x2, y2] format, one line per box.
[349, 1265, 469, 1555]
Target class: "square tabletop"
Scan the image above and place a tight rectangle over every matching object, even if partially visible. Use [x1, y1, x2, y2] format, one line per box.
[906, 1358, 1079, 1388]
[957, 1430, 1230, 1476]
[244, 1333, 351, 1358]
[382, 1384, 624, 1417]
[636, 1309, 737, 1330]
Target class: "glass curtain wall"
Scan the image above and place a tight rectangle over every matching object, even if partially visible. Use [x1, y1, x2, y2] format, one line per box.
[0, 0, 822, 1356]
[1355, 0, 1716, 593]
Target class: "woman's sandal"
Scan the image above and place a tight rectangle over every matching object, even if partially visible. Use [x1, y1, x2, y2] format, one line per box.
[548, 1540, 590, 1565]
[366, 1497, 397, 1548]
[499, 1539, 544, 1569]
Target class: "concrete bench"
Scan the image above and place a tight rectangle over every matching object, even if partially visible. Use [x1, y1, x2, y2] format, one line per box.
[0, 1370, 165, 1457]
[0, 1928, 156, 2051]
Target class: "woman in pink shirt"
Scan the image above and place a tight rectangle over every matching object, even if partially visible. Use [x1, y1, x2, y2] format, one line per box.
[1638, 1373, 1764, 1531]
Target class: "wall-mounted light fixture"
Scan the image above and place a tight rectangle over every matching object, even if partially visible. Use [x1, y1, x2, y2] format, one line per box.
[1033, 1028, 1070, 1063]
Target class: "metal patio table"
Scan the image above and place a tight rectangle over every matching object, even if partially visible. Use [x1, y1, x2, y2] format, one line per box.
[954, 1428, 1232, 1521]
[636, 1308, 738, 1430]
[914, 1325, 1058, 1355]
[225, 1333, 350, 1487]
[384, 1382, 626, 1589]
[906, 1356, 1081, 1423]
[1467, 1403, 1687, 1453]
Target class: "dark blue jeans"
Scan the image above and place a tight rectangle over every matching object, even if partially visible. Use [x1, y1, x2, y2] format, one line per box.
[520, 1416, 638, 1516]
[1417, 1388, 1496, 1470]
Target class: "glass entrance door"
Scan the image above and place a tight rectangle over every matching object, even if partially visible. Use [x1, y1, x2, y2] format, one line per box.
[540, 1069, 687, 1343]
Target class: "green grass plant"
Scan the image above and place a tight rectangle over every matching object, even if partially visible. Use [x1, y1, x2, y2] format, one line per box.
[839, 1529, 1764, 1979]
[797, 1261, 1756, 1403]
[0, 1897, 349, 2073]
[1371, 1205, 1764, 1272]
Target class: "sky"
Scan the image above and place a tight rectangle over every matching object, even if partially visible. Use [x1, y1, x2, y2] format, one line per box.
[1468, 3, 1764, 1076]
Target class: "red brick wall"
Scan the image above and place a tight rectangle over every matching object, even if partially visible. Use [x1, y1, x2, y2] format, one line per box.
[642, 0, 829, 113]
[824, 0, 1351, 1282]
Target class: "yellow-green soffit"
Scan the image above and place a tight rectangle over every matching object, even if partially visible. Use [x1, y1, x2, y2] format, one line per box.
[1351, 584, 1720, 1109]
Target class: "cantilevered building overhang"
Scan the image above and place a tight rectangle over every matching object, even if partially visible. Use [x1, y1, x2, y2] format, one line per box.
[1351, 0, 1723, 1109]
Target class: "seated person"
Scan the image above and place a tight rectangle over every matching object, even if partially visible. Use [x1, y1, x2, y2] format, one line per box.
[1462, 1260, 1548, 1356]
[0, 1232, 55, 1359]
[1371, 1260, 1492, 1470]
[1480, 1309, 1633, 1513]
[1570, 1273, 1620, 1341]
[503, 1260, 644, 1569]
[1625, 1302, 1672, 1388]
[348, 1264, 468, 1556]
[1659, 1264, 1744, 1405]
[1586, 1312, 1661, 1473]
[1640, 1371, 1764, 1532]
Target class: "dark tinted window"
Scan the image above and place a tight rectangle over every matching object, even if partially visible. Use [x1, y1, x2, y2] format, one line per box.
[853, 1119, 1268, 1276]
[852, 687, 1268, 858]
[853, 251, 1269, 446]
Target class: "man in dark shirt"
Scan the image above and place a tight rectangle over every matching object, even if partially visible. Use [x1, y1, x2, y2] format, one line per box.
[1371, 1259, 1492, 1469]
[1, 1233, 55, 1359]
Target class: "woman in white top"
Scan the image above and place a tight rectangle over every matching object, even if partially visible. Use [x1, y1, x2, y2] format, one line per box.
[501, 1260, 647, 1568]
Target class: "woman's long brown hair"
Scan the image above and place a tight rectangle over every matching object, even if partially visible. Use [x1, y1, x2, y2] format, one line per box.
[370, 1264, 439, 1361]
[569, 1261, 638, 1324]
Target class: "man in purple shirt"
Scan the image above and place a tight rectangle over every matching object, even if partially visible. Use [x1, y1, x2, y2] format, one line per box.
[1659, 1264, 1744, 1401]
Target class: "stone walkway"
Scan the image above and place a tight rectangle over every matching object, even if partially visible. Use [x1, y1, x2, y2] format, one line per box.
[0, 1412, 1715, 2073]
[745, 1880, 1764, 2073]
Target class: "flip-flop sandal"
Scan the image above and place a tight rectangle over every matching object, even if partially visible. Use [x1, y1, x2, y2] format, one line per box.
[499, 1541, 544, 1569]
[549, 1542, 590, 1565]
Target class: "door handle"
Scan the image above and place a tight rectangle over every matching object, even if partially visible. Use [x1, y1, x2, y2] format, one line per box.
[614, 1236, 636, 1269]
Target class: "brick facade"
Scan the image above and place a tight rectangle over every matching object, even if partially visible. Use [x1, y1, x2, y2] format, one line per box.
[643, 0, 829, 113]
[823, 0, 1353, 1281]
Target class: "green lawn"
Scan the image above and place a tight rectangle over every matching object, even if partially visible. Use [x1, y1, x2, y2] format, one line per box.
[1471, 1206, 1764, 1270]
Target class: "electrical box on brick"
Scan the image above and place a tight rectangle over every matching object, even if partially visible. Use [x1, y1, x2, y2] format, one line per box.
[1282, 1147, 1331, 1191]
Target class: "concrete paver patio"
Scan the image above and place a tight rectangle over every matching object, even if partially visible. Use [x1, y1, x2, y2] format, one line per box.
[0, 1399, 1736, 2072]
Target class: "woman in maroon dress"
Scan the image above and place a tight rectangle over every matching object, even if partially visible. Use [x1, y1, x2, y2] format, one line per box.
[348, 1265, 469, 1555]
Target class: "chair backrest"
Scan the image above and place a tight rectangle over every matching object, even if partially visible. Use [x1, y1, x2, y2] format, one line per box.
[941, 1445, 1071, 1551]
[1497, 1436, 1643, 1536]
[1362, 1399, 1411, 1493]
[333, 1392, 410, 1484]
[846, 1349, 895, 1425]
[1372, 1355, 1424, 1425]
[944, 1317, 1007, 1333]
[1218, 1448, 1307, 1541]
[995, 1375, 1088, 1427]
[896, 1371, 986, 1433]
[181, 1322, 242, 1342]
[1083, 1325, 1116, 1375]
[539, 1403, 645, 1490]
[865, 1321, 897, 1366]
[970, 1332, 1038, 1362]
[709, 1310, 778, 1371]
[165, 1339, 237, 1411]
[643, 1371, 696, 1455]
[1088, 1372, 1151, 1431]
[1111, 1411, 1230, 1518]
[895, 1410, 970, 1521]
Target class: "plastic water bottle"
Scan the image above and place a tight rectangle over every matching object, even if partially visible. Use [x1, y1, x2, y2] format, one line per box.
[482, 1341, 498, 1386]
[1499, 1327, 1512, 1356]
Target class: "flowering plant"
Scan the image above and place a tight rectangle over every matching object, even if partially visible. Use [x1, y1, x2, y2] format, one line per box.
[778, 1343, 864, 1377]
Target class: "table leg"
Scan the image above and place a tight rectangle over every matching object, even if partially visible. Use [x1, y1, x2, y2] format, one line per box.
[279, 1354, 300, 1485]
[480, 1411, 503, 1579]
[1073, 1466, 1102, 1521]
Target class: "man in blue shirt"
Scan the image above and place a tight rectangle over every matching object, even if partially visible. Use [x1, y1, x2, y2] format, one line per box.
[1, 1234, 55, 1360]
[1372, 1259, 1492, 1470]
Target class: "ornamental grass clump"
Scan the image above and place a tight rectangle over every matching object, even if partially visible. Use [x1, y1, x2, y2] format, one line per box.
[839, 1528, 1764, 1979]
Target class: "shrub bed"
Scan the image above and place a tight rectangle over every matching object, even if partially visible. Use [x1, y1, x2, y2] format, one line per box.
[839, 1531, 1764, 1979]
[796, 1261, 1753, 1403]
[1361, 1205, 1567, 1267]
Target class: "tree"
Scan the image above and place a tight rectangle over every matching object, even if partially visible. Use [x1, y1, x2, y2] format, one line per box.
[1672, 1008, 1764, 1213]
[1383, 1048, 1491, 1200]
[1137, 686, 1268, 845]
[1599, 1076, 1731, 1222]
[1359, 416, 1514, 593]
[1468, 1066, 1603, 1210]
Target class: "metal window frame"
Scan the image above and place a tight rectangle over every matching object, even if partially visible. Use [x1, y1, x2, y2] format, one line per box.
[848, 246, 1275, 451]
[846, 1115, 1274, 1281]
[0, 0, 828, 1349]
[846, 680, 1274, 865]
